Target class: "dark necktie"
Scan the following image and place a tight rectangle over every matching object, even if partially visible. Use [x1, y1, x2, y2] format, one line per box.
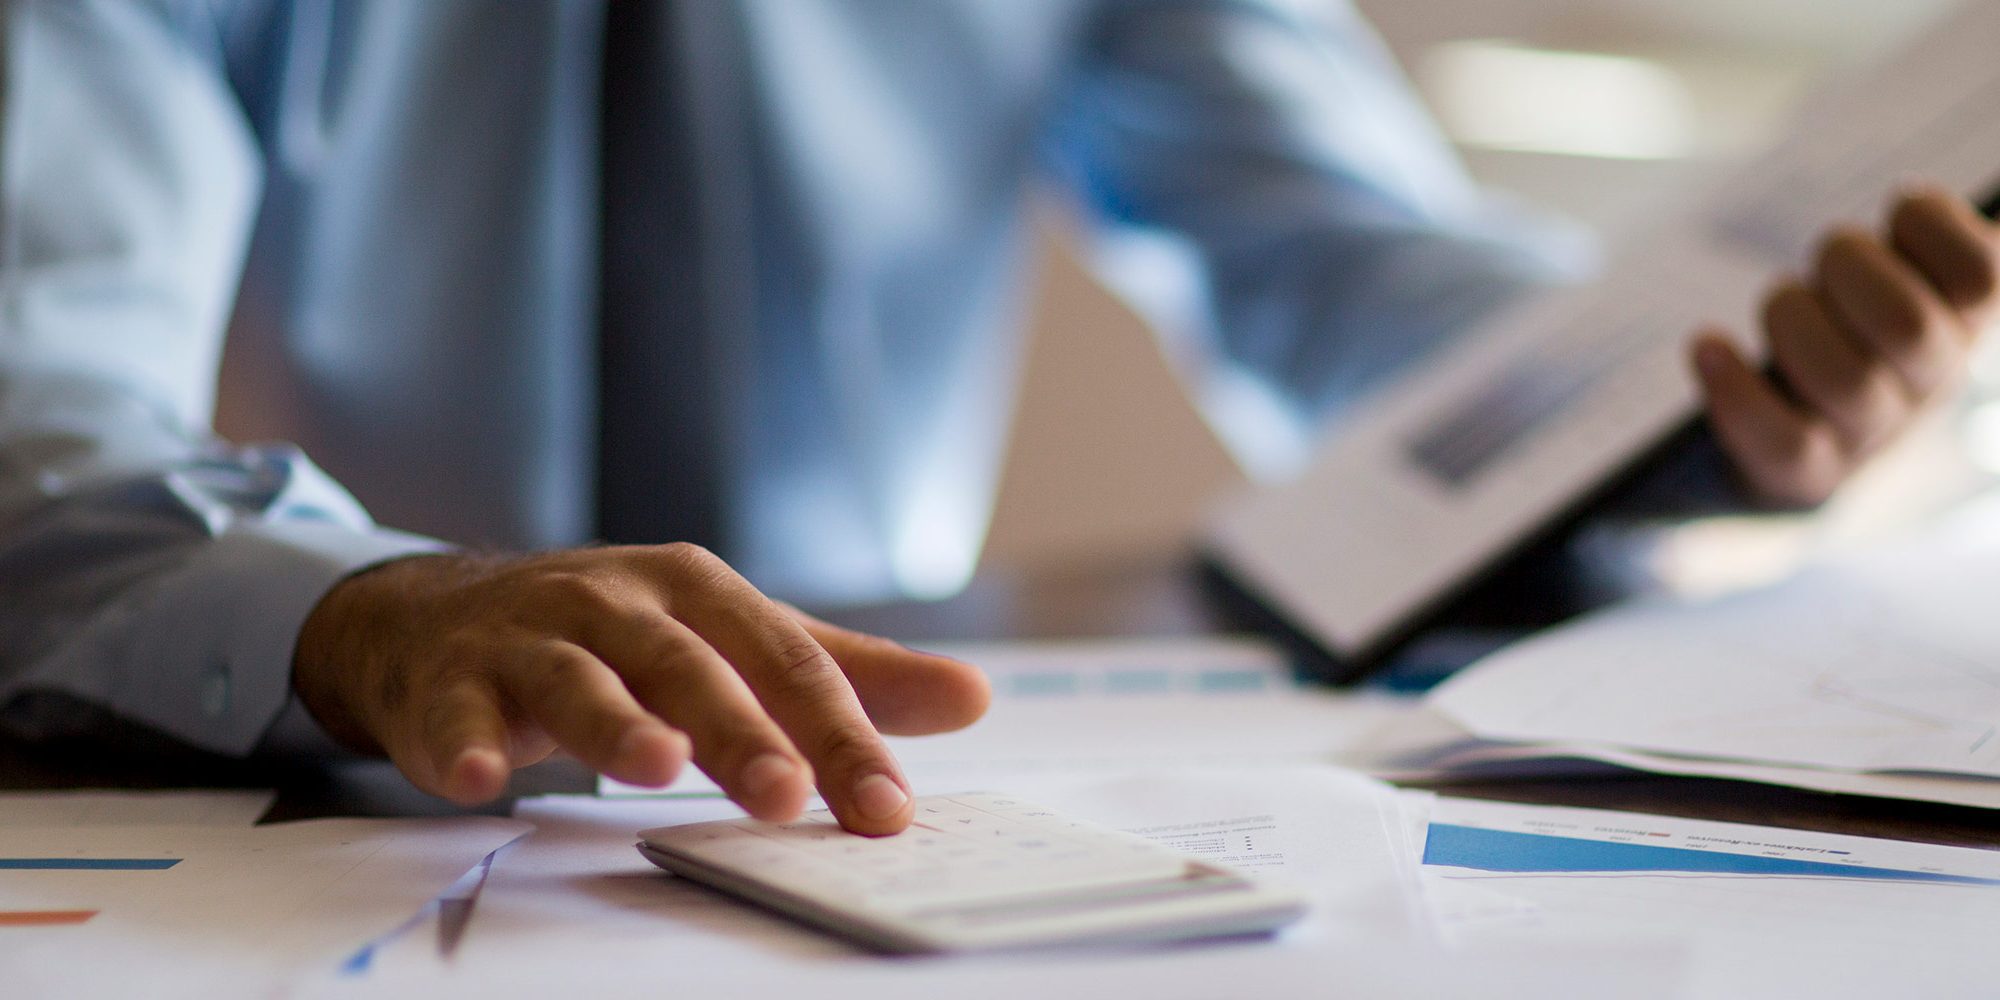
[596, 0, 724, 550]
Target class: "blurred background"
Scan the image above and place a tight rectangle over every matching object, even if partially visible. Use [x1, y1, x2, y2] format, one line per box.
[980, 0, 1992, 595]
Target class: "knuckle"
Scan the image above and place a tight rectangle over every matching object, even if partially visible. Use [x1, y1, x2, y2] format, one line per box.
[624, 631, 712, 700]
[770, 635, 841, 692]
[643, 626, 711, 672]
[656, 542, 724, 578]
[526, 636, 583, 670]
[648, 544, 736, 610]
[519, 641, 591, 702]
[809, 719, 882, 770]
[537, 571, 627, 618]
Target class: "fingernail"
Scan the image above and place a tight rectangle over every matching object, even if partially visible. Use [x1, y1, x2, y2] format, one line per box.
[740, 753, 797, 799]
[852, 773, 909, 821]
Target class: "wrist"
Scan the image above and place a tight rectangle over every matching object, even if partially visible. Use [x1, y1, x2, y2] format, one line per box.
[290, 552, 456, 756]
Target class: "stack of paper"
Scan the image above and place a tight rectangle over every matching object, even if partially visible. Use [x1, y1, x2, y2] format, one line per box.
[1376, 494, 2000, 809]
[284, 633, 2000, 998]
[326, 761, 2000, 998]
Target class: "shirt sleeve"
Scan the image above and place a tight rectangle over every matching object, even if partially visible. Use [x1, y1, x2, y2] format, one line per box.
[1044, 0, 1597, 476]
[0, 0, 443, 758]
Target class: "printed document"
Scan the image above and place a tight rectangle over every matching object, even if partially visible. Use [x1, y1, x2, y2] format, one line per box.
[1430, 496, 2000, 778]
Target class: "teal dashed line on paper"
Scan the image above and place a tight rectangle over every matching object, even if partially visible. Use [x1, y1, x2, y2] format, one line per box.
[1009, 672, 1082, 697]
[1104, 669, 1173, 694]
[1194, 669, 1269, 693]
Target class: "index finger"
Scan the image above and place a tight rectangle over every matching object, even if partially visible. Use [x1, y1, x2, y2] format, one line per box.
[646, 545, 912, 835]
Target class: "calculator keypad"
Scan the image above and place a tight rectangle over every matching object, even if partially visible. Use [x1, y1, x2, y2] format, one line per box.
[641, 793, 1193, 912]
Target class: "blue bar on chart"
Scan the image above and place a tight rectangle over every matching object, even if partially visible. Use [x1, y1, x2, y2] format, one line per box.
[0, 858, 180, 870]
[1432, 816, 2000, 888]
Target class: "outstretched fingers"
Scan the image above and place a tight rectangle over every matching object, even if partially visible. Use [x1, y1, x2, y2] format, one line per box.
[503, 639, 692, 789]
[595, 615, 818, 822]
[650, 546, 915, 835]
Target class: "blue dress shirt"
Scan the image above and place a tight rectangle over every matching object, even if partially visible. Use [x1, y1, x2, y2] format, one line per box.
[0, 0, 1587, 756]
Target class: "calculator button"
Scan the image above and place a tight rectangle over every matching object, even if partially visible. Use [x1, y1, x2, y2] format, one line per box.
[642, 795, 1197, 914]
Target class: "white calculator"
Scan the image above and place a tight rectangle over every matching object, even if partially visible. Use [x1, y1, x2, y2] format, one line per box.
[636, 792, 1308, 954]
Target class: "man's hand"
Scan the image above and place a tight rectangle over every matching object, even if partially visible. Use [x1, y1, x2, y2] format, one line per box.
[1694, 186, 2000, 506]
[290, 544, 991, 834]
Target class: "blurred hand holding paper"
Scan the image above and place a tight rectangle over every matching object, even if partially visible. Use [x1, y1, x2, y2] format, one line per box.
[1206, 0, 2000, 670]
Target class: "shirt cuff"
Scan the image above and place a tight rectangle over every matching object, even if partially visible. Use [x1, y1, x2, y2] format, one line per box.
[102, 520, 446, 757]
